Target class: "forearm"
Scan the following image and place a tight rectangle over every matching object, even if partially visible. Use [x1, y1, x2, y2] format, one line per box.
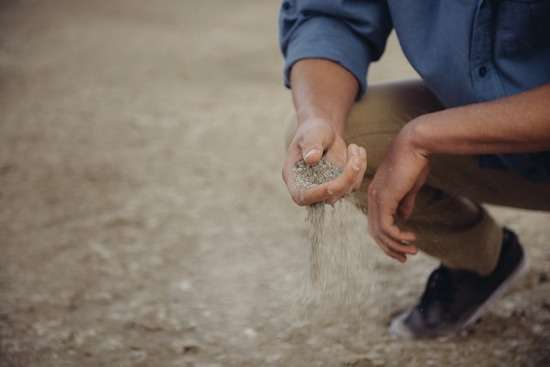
[290, 59, 358, 136]
[408, 83, 550, 156]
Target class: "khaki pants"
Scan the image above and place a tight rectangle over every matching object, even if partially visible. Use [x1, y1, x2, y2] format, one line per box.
[288, 80, 550, 275]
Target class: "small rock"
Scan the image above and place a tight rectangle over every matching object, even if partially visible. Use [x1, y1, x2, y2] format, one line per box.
[244, 328, 257, 339]
[129, 350, 147, 362]
[182, 345, 200, 355]
[532, 324, 544, 335]
[178, 280, 193, 291]
[171, 340, 200, 355]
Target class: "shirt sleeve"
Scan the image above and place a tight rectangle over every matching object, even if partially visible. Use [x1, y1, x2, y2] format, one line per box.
[278, 0, 393, 99]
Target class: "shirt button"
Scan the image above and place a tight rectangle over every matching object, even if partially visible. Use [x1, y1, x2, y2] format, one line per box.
[282, 1, 291, 10]
[478, 66, 488, 78]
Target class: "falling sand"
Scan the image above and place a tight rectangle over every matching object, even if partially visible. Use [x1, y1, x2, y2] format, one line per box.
[294, 158, 375, 308]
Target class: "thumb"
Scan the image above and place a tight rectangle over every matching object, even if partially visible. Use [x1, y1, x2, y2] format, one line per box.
[399, 190, 418, 221]
[398, 165, 429, 220]
[299, 130, 328, 166]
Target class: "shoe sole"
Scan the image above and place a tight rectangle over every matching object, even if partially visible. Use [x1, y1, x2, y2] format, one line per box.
[462, 252, 528, 329]
[389, 253, 529, 339]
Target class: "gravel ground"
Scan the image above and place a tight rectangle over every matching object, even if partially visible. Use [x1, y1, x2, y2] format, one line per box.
[1, 1, 549, 366]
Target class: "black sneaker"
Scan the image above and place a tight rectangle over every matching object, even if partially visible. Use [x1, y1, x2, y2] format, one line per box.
[389, 228, 527, 339]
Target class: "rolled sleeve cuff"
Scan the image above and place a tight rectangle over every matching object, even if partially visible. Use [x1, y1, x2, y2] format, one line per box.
[283, 17, 372, 99]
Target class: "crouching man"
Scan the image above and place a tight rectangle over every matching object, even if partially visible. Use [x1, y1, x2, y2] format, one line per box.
[279, 0, 550, 338]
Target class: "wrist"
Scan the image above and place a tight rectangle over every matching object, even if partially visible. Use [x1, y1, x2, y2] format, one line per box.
[398, 116, 433, 158]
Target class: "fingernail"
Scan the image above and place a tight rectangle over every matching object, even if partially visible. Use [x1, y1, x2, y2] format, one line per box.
[304, 149, 320, 161]
[352, 158, 360, 171]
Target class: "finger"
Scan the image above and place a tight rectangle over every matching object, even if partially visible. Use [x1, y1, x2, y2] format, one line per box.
[283, 145, 310, 205]
[379, 232, 418, 255]
[327, 193, 346, 206]
[368, 190, 417, 254]
[368, 193, 406, 262]
[290, 184, 308, 206]
[351, 146, 367, 191]
[378, 201, 417, 243]
[370, 201, 412, 261]
[398, 165, 428, 220]
[283, 143, 302, 179]
[324, 144, 363, 197]
[377, 240, 407, 263]
[295, 181, 335, 205]
[299, 132, 327, 166]
[303, 148, 323, 166]
[398, 190, 417, 221]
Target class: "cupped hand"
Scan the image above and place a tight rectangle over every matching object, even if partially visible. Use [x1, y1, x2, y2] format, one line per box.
[282, 119, 367, 206]
[367, 126, 430, 263]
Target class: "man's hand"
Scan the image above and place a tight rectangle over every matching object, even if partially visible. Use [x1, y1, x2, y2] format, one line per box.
[283, 118, 367, 206]
[284, 59, 366, 205]
[368, 81, 550, 263]
[367, 125, 429, 263]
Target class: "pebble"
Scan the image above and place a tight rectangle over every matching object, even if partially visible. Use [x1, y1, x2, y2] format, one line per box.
[129, 350, 148, 362]
[170, 340, 200, 355]
[178, 280, 193, 291]
[243, 328, 257, 339]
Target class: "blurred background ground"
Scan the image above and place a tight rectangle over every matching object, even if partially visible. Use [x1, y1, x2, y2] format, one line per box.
[1, 1, 549, 366]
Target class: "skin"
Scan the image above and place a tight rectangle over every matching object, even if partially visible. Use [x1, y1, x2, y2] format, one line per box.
[283, 60, 367, 207]
[284, 59, 550, 263]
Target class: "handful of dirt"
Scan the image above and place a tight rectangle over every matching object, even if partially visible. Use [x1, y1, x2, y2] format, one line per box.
[294, 158, 342, 191]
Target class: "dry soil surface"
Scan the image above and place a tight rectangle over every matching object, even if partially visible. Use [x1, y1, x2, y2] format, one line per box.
[1, 1, 550, 366]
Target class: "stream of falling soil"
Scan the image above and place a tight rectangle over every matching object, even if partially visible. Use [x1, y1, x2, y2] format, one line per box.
[294, 159, 375, 309]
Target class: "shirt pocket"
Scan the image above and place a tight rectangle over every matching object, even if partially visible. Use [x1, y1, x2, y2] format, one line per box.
[494, 0, 550, 58]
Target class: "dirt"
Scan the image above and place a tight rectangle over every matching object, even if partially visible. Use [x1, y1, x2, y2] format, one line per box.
[294, 158, 373, 306]
[1, 1, 549, 366]
[294, 158, 342, 190]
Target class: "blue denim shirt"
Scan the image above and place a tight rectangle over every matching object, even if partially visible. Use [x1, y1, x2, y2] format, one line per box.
[279, 0, 550, 182]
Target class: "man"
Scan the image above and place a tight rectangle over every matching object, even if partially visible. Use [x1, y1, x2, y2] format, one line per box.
[278, 0, 550, 338]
